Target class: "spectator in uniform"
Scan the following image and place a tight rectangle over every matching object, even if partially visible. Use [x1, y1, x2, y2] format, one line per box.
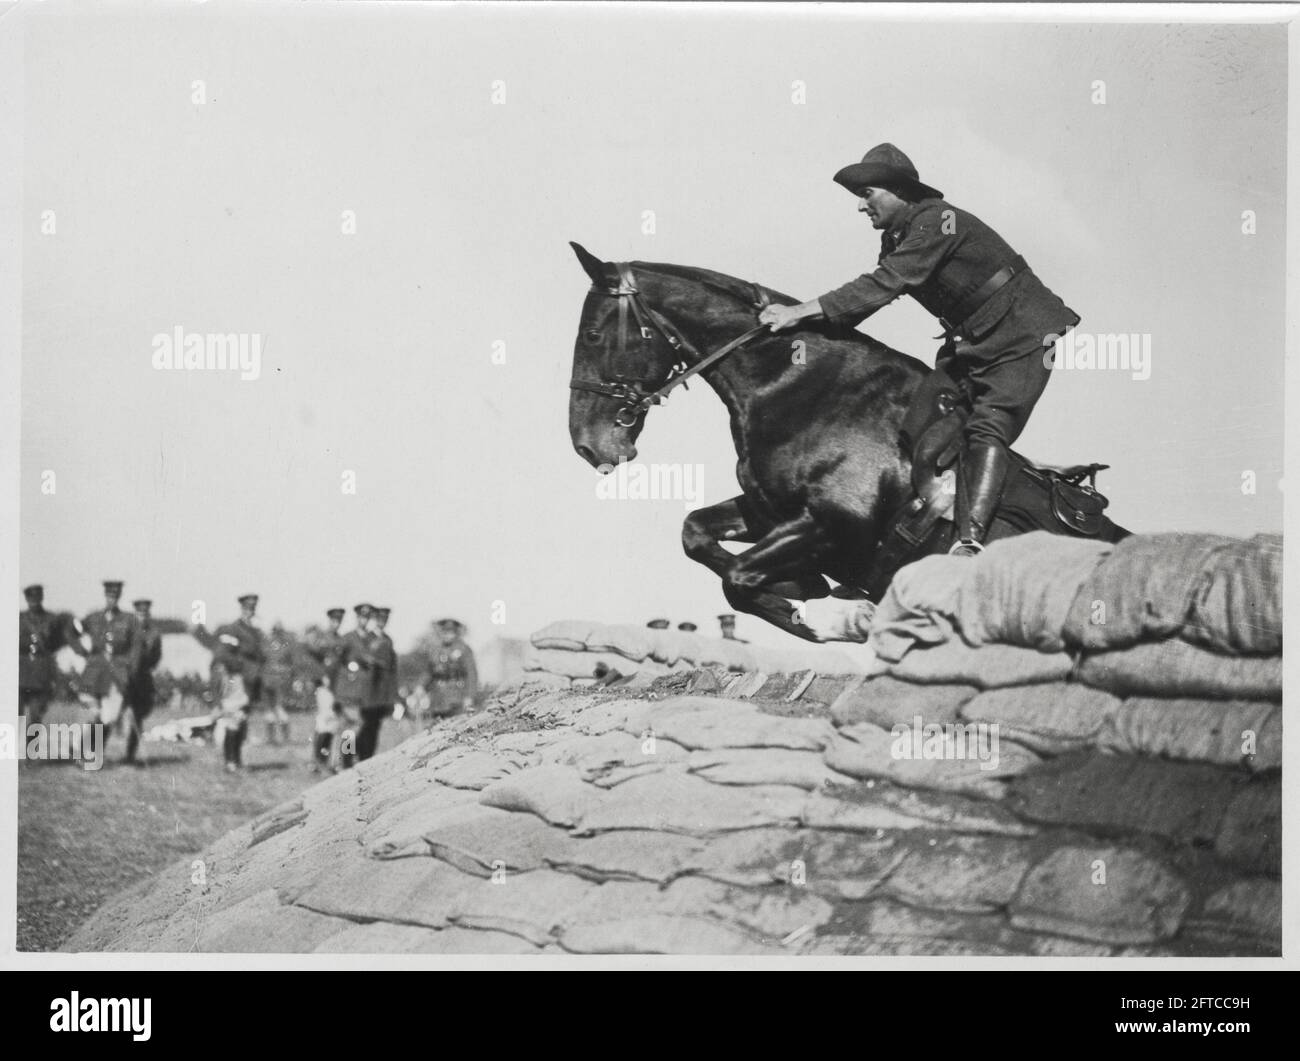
[358, 606, 397, 761]
[193, 594, 267, 773]
[717, 614, 748, 643]
[421, 618, 478, 717]
[334, 603, 378, 769]
[123, 598, 163, 765]
[73, 580, 136, 732]
[305, 607, 347, 772]
[18, 584, 77, 728]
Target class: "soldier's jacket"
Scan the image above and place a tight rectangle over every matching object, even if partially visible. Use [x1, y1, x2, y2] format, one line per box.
[19, 608, 75, 691]
[196, 619, 267, 683]
[819, 197, 1080, 360]
[126, 622, 163, 713]
[78, 606, 137, 697]
[368, 632, 398, 708]
[306, 629, 347, 686]
[424, 639, 478, 715]
[334, 629, 378, 707]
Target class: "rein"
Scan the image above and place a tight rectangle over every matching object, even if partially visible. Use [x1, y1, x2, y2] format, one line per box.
[570, 263, 770, 428]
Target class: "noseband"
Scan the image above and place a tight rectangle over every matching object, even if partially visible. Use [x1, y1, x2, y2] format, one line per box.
[570, 263, 771, 428]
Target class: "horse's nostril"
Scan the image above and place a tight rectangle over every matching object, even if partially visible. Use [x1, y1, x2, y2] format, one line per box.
[575, 443, 597, 466]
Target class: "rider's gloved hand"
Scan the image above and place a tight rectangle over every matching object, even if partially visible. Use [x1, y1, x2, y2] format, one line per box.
[759, 299, 824, 333]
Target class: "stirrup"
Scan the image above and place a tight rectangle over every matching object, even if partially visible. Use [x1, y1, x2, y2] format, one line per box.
[948, 538, 985, 556]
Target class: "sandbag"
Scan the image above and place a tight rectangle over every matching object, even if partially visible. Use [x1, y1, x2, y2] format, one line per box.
[867, 554, 965, 662]
[830, 676, 978, 729]
[959, 683, 1121, 755]
[887, 641, 1073, 688]
[529, 620, 597, 651]
[1097, 697, 1280, 772]
[1062, 532, 1237, 651]
[1075, 640, 1282, 701]
[1182, 534, 1282, 655]
[522, 647, 668, 680]
[955, 532, 1114, 652]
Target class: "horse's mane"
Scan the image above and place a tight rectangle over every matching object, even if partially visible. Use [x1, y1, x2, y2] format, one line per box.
[629, 259, 927, 370]
[628, 260, 797, 309]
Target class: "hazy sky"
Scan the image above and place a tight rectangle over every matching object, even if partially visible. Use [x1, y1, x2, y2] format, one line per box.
[16, 4, 1288, 652]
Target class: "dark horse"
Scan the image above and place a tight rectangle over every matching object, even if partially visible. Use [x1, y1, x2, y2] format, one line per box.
[567, 243, 1126, 641]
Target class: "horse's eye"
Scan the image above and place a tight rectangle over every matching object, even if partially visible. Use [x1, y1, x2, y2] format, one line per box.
[585, 330, 602, 344]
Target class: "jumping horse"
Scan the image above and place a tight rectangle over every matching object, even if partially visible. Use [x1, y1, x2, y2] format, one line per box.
[567, 242, 1127, 641]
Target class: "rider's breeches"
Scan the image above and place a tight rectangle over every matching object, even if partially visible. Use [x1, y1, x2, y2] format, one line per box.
[937, 329, 1055, 451]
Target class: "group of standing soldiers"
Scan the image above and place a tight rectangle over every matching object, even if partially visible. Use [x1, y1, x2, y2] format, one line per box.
[18, 581, 478, 773]
[19, 580, 163, 765]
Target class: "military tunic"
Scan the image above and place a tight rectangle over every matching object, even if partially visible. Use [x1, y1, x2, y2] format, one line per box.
[78, 607, 137, 698]
[197, 619, 267, 709]
[126, 623, 163, 718]
[818, 196, 1081, 449]
[334, 629, 377, 710]
[19, 608, 74, 721]
[424, 639, 478, 717]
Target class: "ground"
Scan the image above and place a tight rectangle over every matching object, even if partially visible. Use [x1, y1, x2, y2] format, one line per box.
[16, 699, 418, 951]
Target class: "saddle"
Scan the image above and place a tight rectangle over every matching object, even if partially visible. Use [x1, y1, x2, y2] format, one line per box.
[864, 365, 1121, 599]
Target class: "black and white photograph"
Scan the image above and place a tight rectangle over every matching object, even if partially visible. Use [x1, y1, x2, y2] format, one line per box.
[0, 0, 1292, 988]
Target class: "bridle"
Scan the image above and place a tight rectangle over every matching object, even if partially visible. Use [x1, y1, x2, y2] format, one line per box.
[569, 263, 771, 428]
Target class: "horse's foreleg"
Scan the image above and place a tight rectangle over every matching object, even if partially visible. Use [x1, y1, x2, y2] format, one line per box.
[682, 496, 758, 578]
[726, 512, 829, 592]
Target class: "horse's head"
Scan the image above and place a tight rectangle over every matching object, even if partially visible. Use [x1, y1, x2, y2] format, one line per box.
[567, 242, 686, 470]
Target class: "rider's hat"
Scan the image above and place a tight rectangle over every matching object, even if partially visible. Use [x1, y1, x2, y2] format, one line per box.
[833, 143, 943, 201]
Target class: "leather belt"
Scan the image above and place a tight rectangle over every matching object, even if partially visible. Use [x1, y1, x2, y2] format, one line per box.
[940, 254, 1027, 335]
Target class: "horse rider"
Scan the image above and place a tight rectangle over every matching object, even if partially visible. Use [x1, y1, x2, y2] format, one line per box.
[758, 143, 1081, 557]
[193, 594, 267, 773]
[421, 618, 478, 718]
[19, 584, 77, 729]
[123, 598, 163, 765]
[305, 606, 347, 772]
[358, 606, 397, 761]
[73, 580, 136, 732]
[334, 602, 378, 769]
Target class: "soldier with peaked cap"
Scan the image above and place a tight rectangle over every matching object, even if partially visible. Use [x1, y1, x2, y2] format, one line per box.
[334, 603, 379, 769]
[193, 594, 267, 772]
[645, 618, 671, 630]
[123, 599, 163, 765]
[305, 607, 347, 772]
[73, 580, 136, 731]
[357, 606, 397, 762]
[19, 584, 78, 727]
[677, 621, 698, 633]
[421, 618, 478, 718]
[759, 143, 1080, 557]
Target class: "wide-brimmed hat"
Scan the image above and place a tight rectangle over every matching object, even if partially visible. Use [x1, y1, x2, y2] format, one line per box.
[833, 143, 942, 201]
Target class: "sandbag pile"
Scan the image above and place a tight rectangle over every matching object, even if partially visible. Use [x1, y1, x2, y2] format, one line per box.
[62, 531, 1279, 957]
[524, 619, 871, 689]
[862, 531, 1282, 773]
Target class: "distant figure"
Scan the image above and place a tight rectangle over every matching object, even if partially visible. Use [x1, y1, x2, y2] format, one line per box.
[19, 584, 77, 728]
[677, 621, 698, 633]
[193, 594, 267, 773]
[123, 598, 163, 765]
[717, 613, 748, 643]
[646, 618, 671, 630]
[305, 607, 347, 772]
[260, 622, 295, 747]
[74, 580, 136, 732]
[334, 603, 377, 769]
[422, 618, 478, 718]
[358, 606, 397, 761]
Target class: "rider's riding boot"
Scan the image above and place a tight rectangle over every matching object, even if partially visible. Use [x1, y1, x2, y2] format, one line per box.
[950, 442, 1010, 557]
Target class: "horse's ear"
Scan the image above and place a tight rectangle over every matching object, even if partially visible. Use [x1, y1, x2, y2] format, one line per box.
[570, 241, 611, 285]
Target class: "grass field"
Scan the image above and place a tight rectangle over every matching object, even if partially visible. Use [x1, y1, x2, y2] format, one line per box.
[16, 698, 420, 951]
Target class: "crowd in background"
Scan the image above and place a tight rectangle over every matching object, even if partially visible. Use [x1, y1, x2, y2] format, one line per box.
[17, 581, 477, 773]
